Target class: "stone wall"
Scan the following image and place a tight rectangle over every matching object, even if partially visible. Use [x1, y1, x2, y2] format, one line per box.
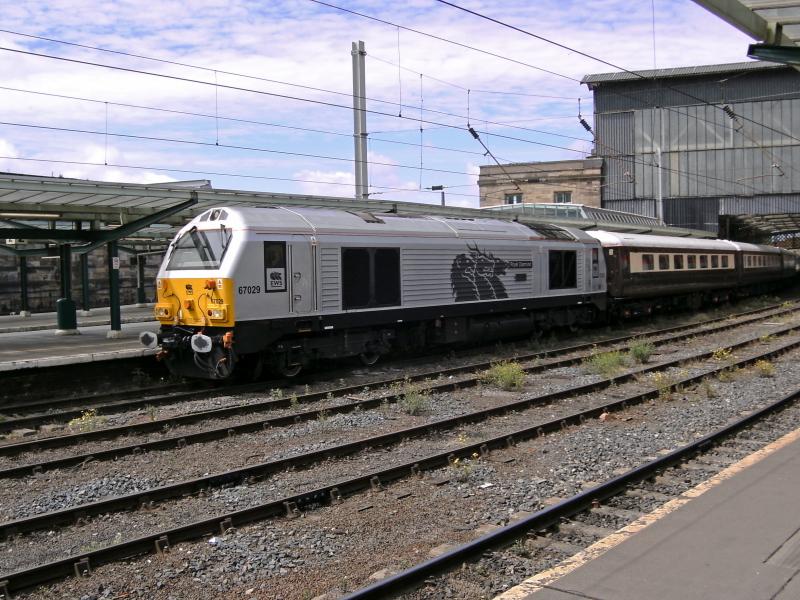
[0, 249, 162, 314]
[478, 158, 603, 208]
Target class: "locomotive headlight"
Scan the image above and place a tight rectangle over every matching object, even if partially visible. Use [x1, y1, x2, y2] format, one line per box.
[156, 278, 163, 290]
[155, 305, 172, 318]
[208, 307, 227, 321]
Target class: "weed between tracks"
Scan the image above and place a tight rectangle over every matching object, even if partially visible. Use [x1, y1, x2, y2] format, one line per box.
[68, 409, 107, 433]
[481, 361, 527, 391]
[755, 359, 776, 378]
[390, 379, 430, 415]
[584, 350, 625, 377]
[628, 340, 655, 364]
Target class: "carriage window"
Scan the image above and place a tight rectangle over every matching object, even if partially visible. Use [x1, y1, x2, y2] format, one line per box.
[711, 255, 719, 268]
[263, 242, 287, 292]
[721, 255, 729, 268]
[688, 255, 697, 269]
[342, 247, 400, 309]
[673, 255, 684, 270]
[699, 255, 708, 269]
[641, 254, 654, 271]
[658, 255, 669, 270]
[549, 250, 577, 289]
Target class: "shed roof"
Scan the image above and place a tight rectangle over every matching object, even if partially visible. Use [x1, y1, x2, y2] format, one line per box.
[582, 60, 784, 85]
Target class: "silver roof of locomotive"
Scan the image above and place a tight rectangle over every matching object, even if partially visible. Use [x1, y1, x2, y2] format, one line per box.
[187, 206, 597, 242]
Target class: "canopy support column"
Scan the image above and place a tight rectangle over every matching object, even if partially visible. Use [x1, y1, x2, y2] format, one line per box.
[19, 256, 30, 317]
[107, 241, 122, 338]
[55, 243, 78, 335]
[80, 252, 91, 316]
[136, 255, 147, 306]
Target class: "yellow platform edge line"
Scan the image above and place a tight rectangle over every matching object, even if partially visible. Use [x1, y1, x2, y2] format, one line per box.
[493, 424, 800, 600]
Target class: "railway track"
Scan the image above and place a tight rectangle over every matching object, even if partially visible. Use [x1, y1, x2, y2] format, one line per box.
[346, 382, 800, 599]
[1, 300, 795, 455]
[1, 301, 797, 475]
[2, 308, 800, 596]
[0, 300, 791, 435]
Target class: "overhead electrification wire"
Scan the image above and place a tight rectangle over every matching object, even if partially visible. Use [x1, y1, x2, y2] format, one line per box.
[0, 34, 768, 195]
[306, 0, 578, 82]
[306, 0, 794, 192]
[368, 53, 586, 100]
[0, 119, 499, 179]
[0, 85, 507, 160]
[0, 46, 594, 152]
[0, 27, 584, 142]
[0, 155, 482, 199]
[433, 0, 800, 148]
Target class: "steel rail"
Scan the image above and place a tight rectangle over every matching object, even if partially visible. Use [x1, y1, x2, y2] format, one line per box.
[0, 301, 789, 434]
[2, 306, 796, 477]
[0, 382, 193, 416]
[2, 330, 799, 597]
[0, 301, 793, 458]
[343, 385, 800, 598]
[2, 322, 799, 541]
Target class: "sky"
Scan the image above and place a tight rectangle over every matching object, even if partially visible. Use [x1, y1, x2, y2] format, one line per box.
[0, 0, 757, 208]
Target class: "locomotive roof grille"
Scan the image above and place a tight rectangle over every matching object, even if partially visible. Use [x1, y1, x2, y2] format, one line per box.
[525, 222, 577, 240]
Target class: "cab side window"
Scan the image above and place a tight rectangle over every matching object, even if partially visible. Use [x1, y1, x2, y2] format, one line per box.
[264, 242, 287, 292]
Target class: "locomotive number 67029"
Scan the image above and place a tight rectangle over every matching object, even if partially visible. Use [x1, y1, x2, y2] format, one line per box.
[238, 285, 261, 294]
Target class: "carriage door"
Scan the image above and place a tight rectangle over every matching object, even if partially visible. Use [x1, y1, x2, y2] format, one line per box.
[289, 236, 317, 314]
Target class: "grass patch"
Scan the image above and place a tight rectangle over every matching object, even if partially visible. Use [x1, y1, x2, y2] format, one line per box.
[649, 371, 673, 400]
[712, 347, 732, 362]
[481, 361, 526, 390]
[68, 409, 107, 433]
[393, 379, 430, 415]
[755, 359, 775, 378]
[628, 340, 655, 364]
[584, 350, 625, 377]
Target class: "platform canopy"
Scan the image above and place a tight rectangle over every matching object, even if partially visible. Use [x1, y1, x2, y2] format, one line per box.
[693, 1, 800, 65]
[722, 211, 800, 243]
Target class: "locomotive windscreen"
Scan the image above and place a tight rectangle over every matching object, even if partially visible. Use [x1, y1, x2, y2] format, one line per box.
[167, 226, 232, 270]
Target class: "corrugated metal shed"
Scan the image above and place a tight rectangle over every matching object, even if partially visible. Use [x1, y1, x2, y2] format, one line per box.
[585, 63, 800, 113]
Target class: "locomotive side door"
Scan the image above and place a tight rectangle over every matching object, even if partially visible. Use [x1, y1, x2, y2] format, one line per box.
[288, 235, 317, 314]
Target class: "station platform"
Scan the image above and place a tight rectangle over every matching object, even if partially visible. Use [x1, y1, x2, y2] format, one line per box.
[0, 306, 159, 371]
[0, 304, 155, 334]
[497, 426, 800, 600]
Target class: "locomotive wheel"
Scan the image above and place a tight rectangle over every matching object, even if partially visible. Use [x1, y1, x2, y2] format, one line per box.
[279, 362, 302, 377]
[359, 351, 381, 366]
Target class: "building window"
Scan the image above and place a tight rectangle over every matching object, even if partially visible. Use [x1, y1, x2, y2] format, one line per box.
[504, 193, 523, 205]
[553, 191, 572, 203]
